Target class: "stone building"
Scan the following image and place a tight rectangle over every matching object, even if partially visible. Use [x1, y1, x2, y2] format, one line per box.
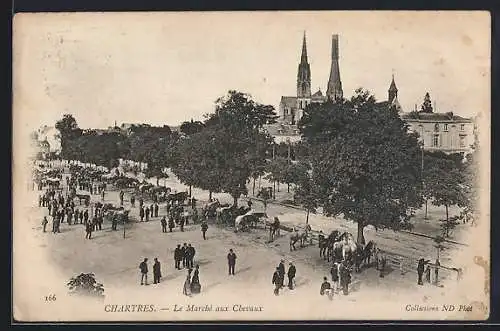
[277, 32, 340, 126]
[401, 111, 475, 154]
[266, 33, 475, 155]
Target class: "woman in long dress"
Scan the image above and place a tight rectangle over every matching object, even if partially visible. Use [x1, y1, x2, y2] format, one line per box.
[183, 269, 192, 296]
[190, 265, 201, 294]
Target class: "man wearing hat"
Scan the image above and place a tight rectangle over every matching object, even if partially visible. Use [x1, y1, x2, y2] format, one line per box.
[272, 267, 282, 296]
[287, 262, 296, 290]
[277, 260, 285, 289]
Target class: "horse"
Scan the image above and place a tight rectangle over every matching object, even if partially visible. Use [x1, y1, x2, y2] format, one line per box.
[332, 232, 358, 266]
[289, 224, 312, 251]
[269, 217, 281, 241]
[234, 212, 253, 232]
[324, 230, 340, 262]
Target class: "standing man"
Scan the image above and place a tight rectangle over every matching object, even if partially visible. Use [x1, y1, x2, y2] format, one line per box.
[272, 267, 281, 296]
[139, 258, 149, 285]
[153, 258, 162, 284]
[434, 259, 441, 285]
[227, 249, 237, 276]
[201, 221, 208, 240]
[339, 262, 351, 295]
[139, 206, 145, 222]
[154, 203, 159, 218]
[83, 209, 89, 225]
[277, 260, 285, 289]
[168, 216, 175, 232]
[145, 207, 150, 222]
[287, 262, 296, 290]
[417, 258, 426, 285]
[130, 195, 135, 207]
[181, 243, 188, 269]
[42, 216, 48, 233]
[174, 244, 182, 270]
[179, 217, 185, 232]
[139, 197, 144, 209]
[101, 189, 105, 201]
[187, 244, 196, 269]
[85, 221, 93, 239]
[330, 262, 339, 292]
[161, 216, 167, 233]
[119, 190, 124, 206]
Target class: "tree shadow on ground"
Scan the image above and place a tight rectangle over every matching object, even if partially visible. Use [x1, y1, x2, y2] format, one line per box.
[202, 281, 222, 293]
[234, 266, 252, 275]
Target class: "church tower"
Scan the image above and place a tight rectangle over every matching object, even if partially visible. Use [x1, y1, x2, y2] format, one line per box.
[388, 74, 402, 111]
[296, 32, 312, 123]
[326, 34, 343, 101]
[388, 74, 398, 104]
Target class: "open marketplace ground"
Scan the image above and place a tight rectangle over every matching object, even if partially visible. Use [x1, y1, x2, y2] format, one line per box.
[21, 186, 486, 322]
[134, 170, 472, 269]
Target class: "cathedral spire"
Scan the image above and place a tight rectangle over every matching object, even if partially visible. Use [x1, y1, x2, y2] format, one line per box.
[326, 34, 343, 101]
[297, 31, 311, 98]
[301, 31, 308, 62]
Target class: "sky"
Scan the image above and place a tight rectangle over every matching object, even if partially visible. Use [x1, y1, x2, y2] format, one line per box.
[13, 11, 490, 131]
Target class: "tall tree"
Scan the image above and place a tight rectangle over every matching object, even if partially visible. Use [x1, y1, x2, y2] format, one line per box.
[424, 152, 467, 237]
[299, 88, 423, 245]
[420, 92, 434, 113]
[180, 119, 205, 136]
[294, 170, 320, 224]
[202, 90, 277, 206]
[55, 114, 82, 159]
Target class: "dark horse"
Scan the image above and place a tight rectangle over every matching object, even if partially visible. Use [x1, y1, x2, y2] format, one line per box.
[167, 191, 189, 205]
[352, 240, 377, 273]
[318, 230, 340, 262]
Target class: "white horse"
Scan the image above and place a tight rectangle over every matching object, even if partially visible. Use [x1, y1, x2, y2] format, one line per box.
[289, 224, 312, 251]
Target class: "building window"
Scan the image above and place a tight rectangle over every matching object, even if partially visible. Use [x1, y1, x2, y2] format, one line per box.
[460, 124, 465, 131]
[443, 124, 448, 131]
[433, 134, 439, 147]
[434, 123, 439, 132]
[459, 135, 466, 148]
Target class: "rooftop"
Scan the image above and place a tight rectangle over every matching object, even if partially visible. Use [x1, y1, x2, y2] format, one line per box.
[401, 111, 473, 122]
[263, 123, 300, 136]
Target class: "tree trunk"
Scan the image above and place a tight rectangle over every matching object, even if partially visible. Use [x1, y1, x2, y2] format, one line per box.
[189, 185, 192, 197]
[209, 191, 212, 201]
[287, 183, 290, 193]
[306, 209, 310, 225]
[156, 177, 159, 186]
[272, 181, 276, 200]
[424, 199, 428, 219]
[277, 181, 280, 192]
[252, 178, 256, 196]
[357, 222, 366, 246]
[233, 196, 238, 208]
[445, 204, 449, 237]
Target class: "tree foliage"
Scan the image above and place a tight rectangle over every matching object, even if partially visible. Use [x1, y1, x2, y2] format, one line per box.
[55, 114, 83, 159]
[298, 88, 423, 244]
[420, 92, 433, 113]
[173, 90, 276, 206]
[67, 273, 105, 299]
[180, 119, 205, 136]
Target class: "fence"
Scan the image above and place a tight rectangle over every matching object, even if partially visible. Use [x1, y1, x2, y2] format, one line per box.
[265, 219, 461, 286]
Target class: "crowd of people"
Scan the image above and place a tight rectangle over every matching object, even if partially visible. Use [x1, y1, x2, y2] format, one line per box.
[32, 161, 453, 304]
